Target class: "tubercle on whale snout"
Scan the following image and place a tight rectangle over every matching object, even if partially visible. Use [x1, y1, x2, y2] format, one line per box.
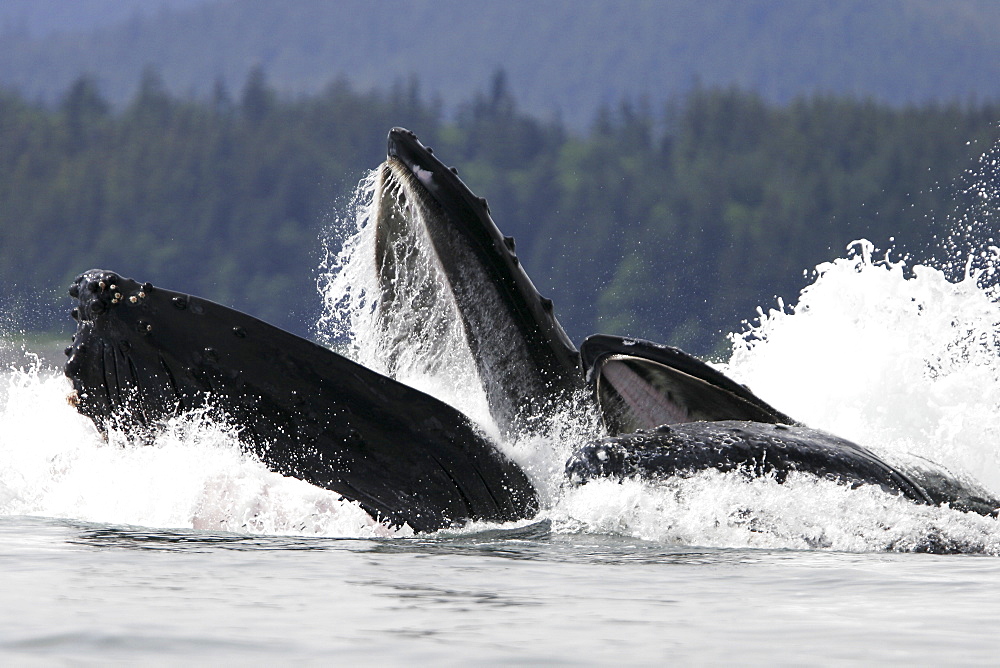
[386, 129, 516, 279]
[69, 270, 155, 323]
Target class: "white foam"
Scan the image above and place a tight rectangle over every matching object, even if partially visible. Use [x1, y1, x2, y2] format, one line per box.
[724, 240, 1000, 493]
[552, 472, 1000, 554]
[0, 364, 407, 538]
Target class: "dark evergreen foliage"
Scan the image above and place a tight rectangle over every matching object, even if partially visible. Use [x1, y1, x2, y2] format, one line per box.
[1, 73, 997, 352]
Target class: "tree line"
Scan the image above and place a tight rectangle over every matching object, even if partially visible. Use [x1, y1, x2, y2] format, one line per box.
[1, 69, 998, 353]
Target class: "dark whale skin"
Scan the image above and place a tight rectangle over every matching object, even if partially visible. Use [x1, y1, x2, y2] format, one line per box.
[64, 269, 538, 533]
[567, 420, 932, 504]
[382, 128, 585, 437]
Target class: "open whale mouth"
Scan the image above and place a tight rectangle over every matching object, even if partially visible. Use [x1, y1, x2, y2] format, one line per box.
[377, 128, 803, 440]
[580, 334, 797, 435]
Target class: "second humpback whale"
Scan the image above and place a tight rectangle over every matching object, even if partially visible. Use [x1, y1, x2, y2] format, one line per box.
[63, 128, 1000, 530]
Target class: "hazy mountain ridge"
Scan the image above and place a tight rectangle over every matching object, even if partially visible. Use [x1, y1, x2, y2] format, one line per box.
[0, 0, 209, 39]
[2, 0, 999, 128]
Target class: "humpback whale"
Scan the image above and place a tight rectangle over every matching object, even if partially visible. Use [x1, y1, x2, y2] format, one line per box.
[63, 127, 1000, 531]
[64, 269, 537, 532]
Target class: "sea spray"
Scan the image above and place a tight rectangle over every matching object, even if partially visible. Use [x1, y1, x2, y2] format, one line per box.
[553, 472, 1000, 554]
[937, 137, 1000, 282]
[725, 240, 1000, 493]
[316, 169, 495, 434]
[0, 366, 405, 537]
[6, 143, 1000, 550]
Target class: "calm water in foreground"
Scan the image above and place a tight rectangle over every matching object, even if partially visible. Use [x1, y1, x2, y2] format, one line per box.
[4, 516, 1000, 665]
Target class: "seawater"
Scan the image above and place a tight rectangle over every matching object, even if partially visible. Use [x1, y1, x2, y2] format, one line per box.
[4, 172, 1000, 662]
[4, 518, 1000, 665]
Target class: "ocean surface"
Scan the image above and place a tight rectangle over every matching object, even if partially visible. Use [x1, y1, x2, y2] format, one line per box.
[4, 163, 1000, 663]
[4, 516, 1000, 665]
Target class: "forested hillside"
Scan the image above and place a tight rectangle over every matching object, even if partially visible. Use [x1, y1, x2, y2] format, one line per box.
[2, 72, 998, 353]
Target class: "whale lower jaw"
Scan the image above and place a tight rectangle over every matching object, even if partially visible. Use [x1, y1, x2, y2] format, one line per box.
[378, 128, 585, 438]
[567, 421, 933, 504]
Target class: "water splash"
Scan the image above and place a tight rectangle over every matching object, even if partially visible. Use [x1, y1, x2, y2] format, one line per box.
[0, 365, 407, 538]
[938, 138, 1000, 283]
[724, 240, 1000, 494]
[314, 166, 602, 502]
[553, 472, 1000, 554]
[316, 168, 494, 432]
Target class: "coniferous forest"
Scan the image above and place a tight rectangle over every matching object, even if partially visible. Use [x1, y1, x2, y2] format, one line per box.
[2, 69, 999, 354]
